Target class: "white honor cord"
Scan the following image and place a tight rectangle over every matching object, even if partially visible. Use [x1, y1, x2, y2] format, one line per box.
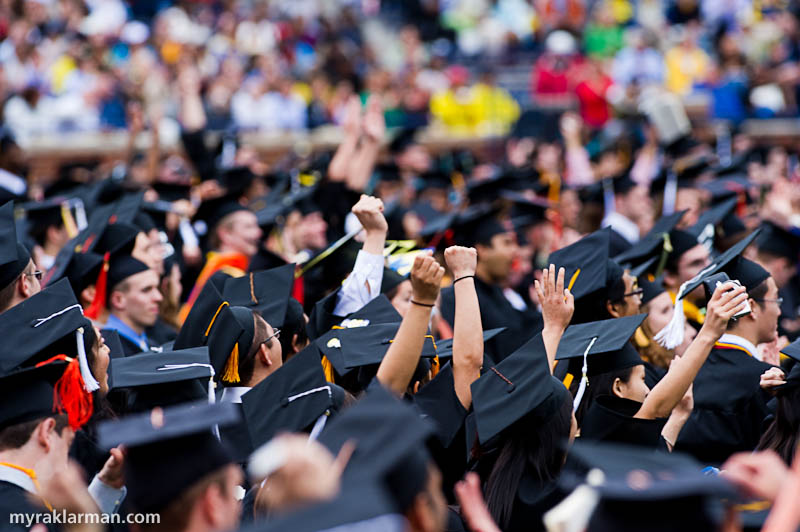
[285, 386, 332, 403]
[33, 304, 83, 327]
[572, 337, 598, 413]
[308, 414, 328, 442]
[76, 329, 100, 393]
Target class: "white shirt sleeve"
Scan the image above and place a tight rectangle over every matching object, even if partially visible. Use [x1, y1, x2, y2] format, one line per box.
[88, 474, 127, 515]
[334, 249, 385, 316]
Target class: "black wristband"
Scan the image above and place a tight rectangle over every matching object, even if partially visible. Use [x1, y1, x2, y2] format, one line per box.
[453, 275, 475, 284]
[410, 300, 435, 308]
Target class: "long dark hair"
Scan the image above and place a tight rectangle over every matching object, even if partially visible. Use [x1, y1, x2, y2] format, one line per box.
[757, 389, 800, 465]
[573, 366, 635, 427]
[483, 389, 573, 530]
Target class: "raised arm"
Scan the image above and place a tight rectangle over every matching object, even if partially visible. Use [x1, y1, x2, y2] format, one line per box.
[327, 96, 361, 183]
[635, 283, 748, 420]
[345, 95, 385, 192]
[334, 195, 388, 316]
[444, 246, 482, 409]
[534, 265, 574, 372]
[377, 252, 444, 395]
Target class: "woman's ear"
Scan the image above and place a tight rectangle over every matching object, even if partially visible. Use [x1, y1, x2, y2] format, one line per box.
[606, 300, 622, 318]
[612, 377, 625, 398]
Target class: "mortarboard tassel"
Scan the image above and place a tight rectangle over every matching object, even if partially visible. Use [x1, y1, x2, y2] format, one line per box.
[573, 337, 598, 413]
[60, 203, 79, 239]
[84, 252, 109, 320]
[76, 328, 100, 393]
[321, 356, 335, 383]
[222, 342, 241, 384]
[36, 354, 94, 431]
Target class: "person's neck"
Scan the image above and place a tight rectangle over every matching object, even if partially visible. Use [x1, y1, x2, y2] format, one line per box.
[216, 245, 245, 257]
[247, 363, 278, 388]
[724, 326, 759, 349]
[43, 240, 61, 259]
[114, 312, 145, 336]
[0, 447, 50, 484]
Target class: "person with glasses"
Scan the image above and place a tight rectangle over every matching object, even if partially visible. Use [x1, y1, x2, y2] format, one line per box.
[0, 202, 41, 314]
[675, 257, 782, 465]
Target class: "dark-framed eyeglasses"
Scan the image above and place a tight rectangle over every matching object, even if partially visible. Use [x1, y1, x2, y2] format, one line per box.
[25, 270, 43, 281]
[262, 328, 281, 346]
[623, 288, 644, 299]
[753, 297, 784, 305]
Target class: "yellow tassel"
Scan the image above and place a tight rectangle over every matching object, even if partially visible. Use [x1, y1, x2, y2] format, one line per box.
[222, 342, 240, 383]
[430, 355, 440, 378]
[321, 356, 335, 383]
[633, 327, 650, 348]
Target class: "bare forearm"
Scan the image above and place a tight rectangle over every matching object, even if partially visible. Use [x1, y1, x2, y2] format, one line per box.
[542, 325, 565, 374]
[377, 304, 432, 394]
[346, 138, 381, 192]
[452, 278, 483, 408]
[661, 410, 691, 452]
[362, 228, 386, 256]
[328, 134, 359, 182]
[638, 332, 715, 419]
[180, 93, 206, 132]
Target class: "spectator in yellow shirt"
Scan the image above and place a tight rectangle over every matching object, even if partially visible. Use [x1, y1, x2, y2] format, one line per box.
[665, 24, 710, 95]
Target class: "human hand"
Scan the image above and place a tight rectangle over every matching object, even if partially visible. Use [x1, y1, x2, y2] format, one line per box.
[700, 282, 748, 341]
[341, 95, 362, 137]
[722, 450, 790, 503]
[362, 95, 386, 143]
[534, 265, 574, 333]
[97, 447, 125, 490]
[444, 246, 477, 279]
[37, 461, 99, 517]
[760, 367, 786, 391]
[351, 195, 388, 235]
[410, 251, 445, 306]
[455, 472, 502, 532]
[758, 337, 785, 367]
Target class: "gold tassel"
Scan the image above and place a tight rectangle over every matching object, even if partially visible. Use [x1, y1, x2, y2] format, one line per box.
[633, 327, 651, 348]
[222, 342, 240, 383]
[562, 373, 574, 389]
[321, 356, 335, 383]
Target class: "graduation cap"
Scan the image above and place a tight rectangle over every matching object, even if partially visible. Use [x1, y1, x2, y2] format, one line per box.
[503, 191, 551, 229]
[107, 256, 150, 291]
[151, 180, 192, 202]
[249, 481, 404, 532]
[417, 169, 451, 191]
[207, 305, 257, 385]
[654, 229, 761, 349]
[241, 345, 333, 449]
[217, 165, 256, 198]
[452, 204, 511, 247]
[318, 384, 436, 512]
[192, 194, 250, 234]
[316, 322, 438, 378]
[778, 339, 800, 392]
[100, 329, 126, 359]
[465, 174, 521, 205]
[0, 360, 91, 431]
[374, 162, 403, 183]
[307, 292, 401, 342]
[222, 265, 295, 328]
[173, 279, 227, 350]
[95, 222, 141, 258]
[434, 328, 506, 361]
[471, 332, 570, 445]
[614, 211, 688, 274]
[109, 347, 215, 412]
[639, 275, 666, 306]
[756, 221, 800, 262]
[690, 197, 738, 250]
[0, 201, 31, 289]
[96, 401, 240, 513]
[697, 176, 751, 203]
[0, 277, 100, 391]
[17, 197, 78, 243]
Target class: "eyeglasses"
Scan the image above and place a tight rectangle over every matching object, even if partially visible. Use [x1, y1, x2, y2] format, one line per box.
[261, 328, 281, 347]
[753, 297, 784, 305]
[623, 288, 644, 299]
[25, 270, 43, 281]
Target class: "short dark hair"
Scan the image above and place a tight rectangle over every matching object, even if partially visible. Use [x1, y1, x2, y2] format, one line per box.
[234, 311, 269, 386]
[0, 415, 70, 452]
[0, 261, 31, 313]
[726, 278, 770, 330]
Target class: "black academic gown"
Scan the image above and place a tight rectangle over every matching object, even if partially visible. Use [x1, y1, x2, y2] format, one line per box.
[643, 361, 667, 390]
[219, 402, 253, 465]
[145, 317, 177, 347]
[580, 395, 669, 450]
[440, 278, 542, 362]
[0, 481, 59, 531]
[507, 477, 565, 532]
[675, 345, 774, 465]
[100, 330, 145, 357]
[779, 275, 800, 341]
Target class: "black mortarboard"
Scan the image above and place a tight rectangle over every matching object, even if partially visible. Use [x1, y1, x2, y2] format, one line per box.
[96, 401, 239, 513]
[63, 251, 105, 296]
[614, 211, 687, 268]
[207, 305, 256, 384]
[251, 483, 404, 532]
[192, 195, 250, 232]
[640, 275, 666, 306]
[140, 200, 175, 233]
[110, 347, 214, 412]
[554, 314, 646, 376]
[434, 328, 507, 361]
[654, 229, 761, 349]
[17, 197, 70, 237]
[0, 201, 30, 289]
[316, 323, 438, 378]
[0, 362, 74, 429]
[565, 441, 735, 501]
[173, 281, 227, 350]
[306, 291, 402, 342]
[471, 332, 568, 445]
[629, 256, 659, 280]
[132, 210, 156, 234]
[374, 162, 403, 183]
[452, 204, 511, 246]
[756, 221, 800, 262]
[151, 180, 192, 202]
[389, 127, 419, 155]
[382, 267, 409, 295]
[95, 222, 141, 258]
[107, 256, 150, 290]
[100, 329, 126, 359]
[723, 256, 770, 292]
[503, 191, 551, 229]
[465, 174, 521, 205]
[697, 175, 751, 203]
[318, 384, 436, 512]
[112, 192, 146, 226]
[548, 230, 624, 306]
[418, 169, 451, 190]
[610, 172, 638, 195]
[242, 345, 333, 449]
[690, 198, 737, 244]
[222, 265, 295, 328]
[217, 166, 256, 198]
[665, 228, 702, 269]
[0, 278, 95, 374]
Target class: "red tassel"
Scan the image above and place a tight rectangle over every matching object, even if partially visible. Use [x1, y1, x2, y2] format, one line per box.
[292, 274, 304, 307]
[36, 355, 94, 431]
[84, 252, 109, 320]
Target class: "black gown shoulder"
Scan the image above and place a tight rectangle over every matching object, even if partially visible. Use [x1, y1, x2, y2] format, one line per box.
[580, 395, 668, 449]
[0, 481, 59, 531]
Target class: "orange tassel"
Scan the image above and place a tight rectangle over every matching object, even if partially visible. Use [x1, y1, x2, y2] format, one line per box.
[222, 342, 240, 384]
[84, 252, 109, 320]
[36, 355, 94, 430]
